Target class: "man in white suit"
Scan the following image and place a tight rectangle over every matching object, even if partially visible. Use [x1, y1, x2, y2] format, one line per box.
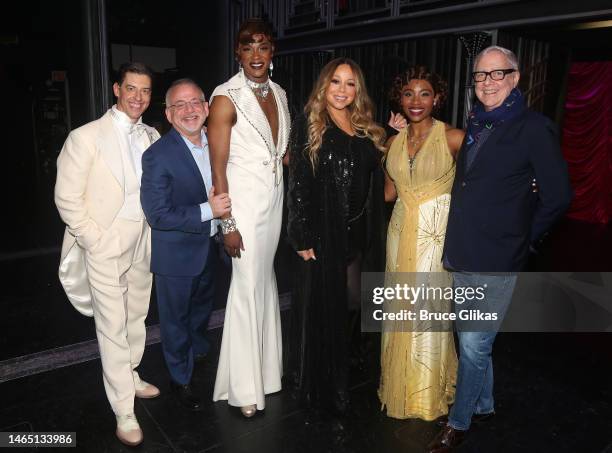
[55, 62, 160, 447]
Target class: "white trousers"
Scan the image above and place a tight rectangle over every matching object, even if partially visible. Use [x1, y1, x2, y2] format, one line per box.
[85, 217, 151, 416]
[213, 178, 283, 410]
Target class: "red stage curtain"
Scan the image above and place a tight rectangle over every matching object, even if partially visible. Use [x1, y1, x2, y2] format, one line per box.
[561, 61, 612, 224]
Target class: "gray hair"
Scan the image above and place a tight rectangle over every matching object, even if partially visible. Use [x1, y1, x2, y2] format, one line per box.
[165, 78, 206, 106]
[474, 45, 519, 71]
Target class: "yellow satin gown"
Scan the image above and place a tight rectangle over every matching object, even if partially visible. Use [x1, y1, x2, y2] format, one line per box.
[378, 120, 458, 420]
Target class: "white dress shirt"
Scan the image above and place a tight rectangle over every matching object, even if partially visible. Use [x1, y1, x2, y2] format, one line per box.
[180, 130, 218, 237]
[110, 105, 147, 221]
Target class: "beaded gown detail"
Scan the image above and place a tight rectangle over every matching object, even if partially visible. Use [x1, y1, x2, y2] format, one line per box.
[378, 120, 458, 420]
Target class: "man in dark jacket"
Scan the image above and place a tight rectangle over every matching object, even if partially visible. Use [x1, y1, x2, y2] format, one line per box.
[141, 79, 230, 411]
[429, 46, 572, 452]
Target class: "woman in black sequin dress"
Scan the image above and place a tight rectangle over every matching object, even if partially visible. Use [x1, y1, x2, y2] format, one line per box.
[286, 58, 386, 414]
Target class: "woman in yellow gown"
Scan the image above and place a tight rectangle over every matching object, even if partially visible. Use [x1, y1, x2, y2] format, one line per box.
[379, 66, 464, 421]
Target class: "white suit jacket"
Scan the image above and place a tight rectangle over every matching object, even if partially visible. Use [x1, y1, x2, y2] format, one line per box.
[54, 110, 160, 316]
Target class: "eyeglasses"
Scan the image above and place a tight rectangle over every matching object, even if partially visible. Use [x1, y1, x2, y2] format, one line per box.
[167, 99, 205, 110]
[472, 69, 516, 82]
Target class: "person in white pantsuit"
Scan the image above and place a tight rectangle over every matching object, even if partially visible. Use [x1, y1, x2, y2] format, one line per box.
[55, 62, 160, 447]
[208, 19, 290, 418]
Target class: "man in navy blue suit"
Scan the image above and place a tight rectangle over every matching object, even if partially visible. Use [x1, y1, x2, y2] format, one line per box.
[141, 79, 231, 411]
[429, 46, 572, 452]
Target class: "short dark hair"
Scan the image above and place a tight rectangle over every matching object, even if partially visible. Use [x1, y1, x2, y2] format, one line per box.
[389, 65, 448, 114]
[234, 18, 274, 56]
[116, 62, 154, 85]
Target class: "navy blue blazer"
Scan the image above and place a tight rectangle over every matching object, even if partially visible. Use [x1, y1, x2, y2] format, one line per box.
[141, 128, 211, 277]
[443, 110, 572, 272]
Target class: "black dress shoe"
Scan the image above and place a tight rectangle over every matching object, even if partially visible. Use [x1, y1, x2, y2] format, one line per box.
[170, 381, 202, 411]
[427, 425, 466, 453]
[472, 411, 495, 424]
[435, 411, 495, 428]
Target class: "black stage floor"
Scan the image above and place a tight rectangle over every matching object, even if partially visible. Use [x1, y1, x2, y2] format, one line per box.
[1, 218, 612, 452]
[1, 333, 612, 452]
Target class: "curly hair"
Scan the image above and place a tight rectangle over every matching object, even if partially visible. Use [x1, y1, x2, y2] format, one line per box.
[388, 65, 448, 115]
[304, 57, 386, 169]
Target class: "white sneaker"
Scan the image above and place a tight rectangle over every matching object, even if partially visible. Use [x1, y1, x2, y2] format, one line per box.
[116, 413, 143, 446]
[134, 377, 160, 399]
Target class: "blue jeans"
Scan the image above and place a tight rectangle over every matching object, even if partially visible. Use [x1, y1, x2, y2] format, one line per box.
[448, 272, 517, 431]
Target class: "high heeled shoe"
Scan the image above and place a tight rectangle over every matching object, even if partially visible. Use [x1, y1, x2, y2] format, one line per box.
[240, 404, 257, 418]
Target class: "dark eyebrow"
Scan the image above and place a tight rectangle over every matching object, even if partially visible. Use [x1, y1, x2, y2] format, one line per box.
[126, 84, 151, 90]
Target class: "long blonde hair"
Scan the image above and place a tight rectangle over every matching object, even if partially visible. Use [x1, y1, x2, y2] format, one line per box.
[304, 58, 386, 168]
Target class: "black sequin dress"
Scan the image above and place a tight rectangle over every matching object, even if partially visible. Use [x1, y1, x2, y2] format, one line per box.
[286, 113, 386, 410]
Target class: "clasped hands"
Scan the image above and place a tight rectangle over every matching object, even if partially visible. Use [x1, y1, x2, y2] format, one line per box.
[209, 185, 231, 218]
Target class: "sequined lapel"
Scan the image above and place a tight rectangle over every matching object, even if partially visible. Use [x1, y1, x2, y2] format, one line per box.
[226, 74, 290, 158]
[227, 83, 276, 155]
[270, 81, 290, 158]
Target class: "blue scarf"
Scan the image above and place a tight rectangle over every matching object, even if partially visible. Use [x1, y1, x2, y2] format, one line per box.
[463, 88, 525, 170]
[465, 88, 526, 150]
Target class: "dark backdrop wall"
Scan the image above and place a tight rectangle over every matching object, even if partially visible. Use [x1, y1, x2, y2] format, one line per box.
[0, 1, 92, 255]
[273, 32, 556, 130]
[274, 36, 461, 127]
[107, 0, 229, 133]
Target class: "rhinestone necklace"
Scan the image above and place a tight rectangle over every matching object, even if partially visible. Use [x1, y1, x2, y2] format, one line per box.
[246, 78, 270, 100]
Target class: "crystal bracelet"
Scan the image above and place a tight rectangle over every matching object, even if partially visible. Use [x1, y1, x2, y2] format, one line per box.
[220, 216, 237, 234]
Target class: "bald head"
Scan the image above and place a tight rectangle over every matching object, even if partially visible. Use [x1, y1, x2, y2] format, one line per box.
[165, 78, 205, 107]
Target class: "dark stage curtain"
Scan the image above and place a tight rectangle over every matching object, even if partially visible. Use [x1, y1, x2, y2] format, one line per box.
[561, 61, 612, 224]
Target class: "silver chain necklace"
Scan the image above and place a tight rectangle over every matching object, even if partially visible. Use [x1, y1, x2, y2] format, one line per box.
[407, 118, 436, 171]
[408, 118, 436, 148]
